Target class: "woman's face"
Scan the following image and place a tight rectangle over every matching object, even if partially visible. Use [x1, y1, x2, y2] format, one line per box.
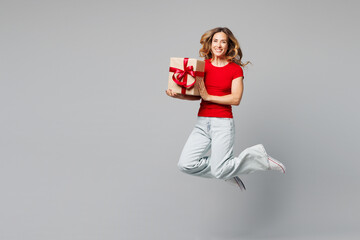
[211, 32, 228, 58]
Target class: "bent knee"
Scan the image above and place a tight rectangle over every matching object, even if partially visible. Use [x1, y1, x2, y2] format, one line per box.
[177, 154, 194, 172]
[177, 160, 204, 175]
[177, 161, 192, 173]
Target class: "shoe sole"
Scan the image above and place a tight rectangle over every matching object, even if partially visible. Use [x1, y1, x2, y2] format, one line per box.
[234, 177, 246, 191]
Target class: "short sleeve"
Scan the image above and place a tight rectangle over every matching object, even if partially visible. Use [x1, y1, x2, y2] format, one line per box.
[233, 65, 244, 79]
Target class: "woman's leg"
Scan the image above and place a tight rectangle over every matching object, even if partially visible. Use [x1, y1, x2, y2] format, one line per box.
[209, 118, 273, 179]
[177, 117, 213, 178]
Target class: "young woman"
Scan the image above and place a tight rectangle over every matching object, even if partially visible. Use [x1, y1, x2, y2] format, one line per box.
[166, 27, 285, 190]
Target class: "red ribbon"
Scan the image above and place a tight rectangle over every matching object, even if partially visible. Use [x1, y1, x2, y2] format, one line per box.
[169, 58, 204, 94]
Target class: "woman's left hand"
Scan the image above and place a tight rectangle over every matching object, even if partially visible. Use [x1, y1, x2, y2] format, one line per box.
[197, 78, 210, 101]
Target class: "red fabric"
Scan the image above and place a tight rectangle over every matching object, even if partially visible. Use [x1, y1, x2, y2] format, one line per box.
[197, 59, 243, 118]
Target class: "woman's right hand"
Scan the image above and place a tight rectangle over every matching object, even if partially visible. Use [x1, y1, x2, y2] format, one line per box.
[165, 89, 180, 98]
[165, 89, 201, 101]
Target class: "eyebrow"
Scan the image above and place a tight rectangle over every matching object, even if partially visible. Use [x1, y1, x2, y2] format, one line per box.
[213, 38, 227, 42]
[213, 38, 227, 41]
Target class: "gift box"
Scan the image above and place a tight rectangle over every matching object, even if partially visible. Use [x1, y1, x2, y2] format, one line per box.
[168, 57, 205, 96]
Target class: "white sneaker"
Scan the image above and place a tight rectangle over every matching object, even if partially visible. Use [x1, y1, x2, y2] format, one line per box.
[225, 176, 246, 191]
[258, 144, 286, 173]
[268, 155, 286, 173]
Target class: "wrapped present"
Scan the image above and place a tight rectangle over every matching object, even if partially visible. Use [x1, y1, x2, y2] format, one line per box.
[168, 57, 205, 96]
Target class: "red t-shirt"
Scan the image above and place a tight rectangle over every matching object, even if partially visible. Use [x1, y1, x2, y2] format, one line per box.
[197, 59, 244, 118]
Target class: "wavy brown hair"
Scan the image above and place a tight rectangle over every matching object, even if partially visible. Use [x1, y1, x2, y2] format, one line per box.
[199, 27, 250, 67]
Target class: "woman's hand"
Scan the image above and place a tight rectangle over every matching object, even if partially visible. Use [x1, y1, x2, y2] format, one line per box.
[197, 78, 211, 101]
[165, 89, 201, 101]
[165, 89, 180, 98]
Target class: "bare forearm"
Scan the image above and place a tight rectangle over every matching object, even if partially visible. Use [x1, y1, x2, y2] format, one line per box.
[207, 94, 241, 106]
[197, 77, 244, 106]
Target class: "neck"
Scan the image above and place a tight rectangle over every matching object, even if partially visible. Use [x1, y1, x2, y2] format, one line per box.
[211, 56, 228, 67]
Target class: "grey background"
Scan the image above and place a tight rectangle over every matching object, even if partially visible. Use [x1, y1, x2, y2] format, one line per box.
[1, 0, 359, 239]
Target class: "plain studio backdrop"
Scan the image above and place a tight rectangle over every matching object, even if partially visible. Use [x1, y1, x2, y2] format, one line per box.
[1, 0, 359, 239]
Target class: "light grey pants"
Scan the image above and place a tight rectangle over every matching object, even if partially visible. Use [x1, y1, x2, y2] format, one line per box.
[178, 117, 271, 179]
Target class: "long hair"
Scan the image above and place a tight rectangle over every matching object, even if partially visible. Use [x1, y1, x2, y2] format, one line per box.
[199, 27, 250, 67]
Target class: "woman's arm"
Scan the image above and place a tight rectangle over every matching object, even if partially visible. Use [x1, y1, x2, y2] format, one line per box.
[165, 89, 201, 101]
[197, 77, 244, 106]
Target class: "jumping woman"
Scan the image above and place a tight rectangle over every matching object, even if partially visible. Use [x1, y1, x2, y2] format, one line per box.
[166, 27, 285, 190]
